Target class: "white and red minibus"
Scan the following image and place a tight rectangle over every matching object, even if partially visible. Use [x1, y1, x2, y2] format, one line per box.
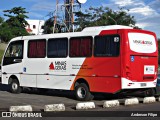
[1, 25, 158, 101]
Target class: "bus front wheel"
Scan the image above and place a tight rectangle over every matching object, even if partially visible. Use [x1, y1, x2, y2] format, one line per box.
[9, 79, 22, 94]
[75, 83, 93, 101]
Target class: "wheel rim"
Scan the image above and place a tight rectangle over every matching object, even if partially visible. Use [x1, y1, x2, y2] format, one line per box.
[12, 82, 18, 91]
[77, 87, 86, 99]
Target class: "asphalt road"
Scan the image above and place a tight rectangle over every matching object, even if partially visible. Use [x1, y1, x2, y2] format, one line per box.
[0, 84, 160, 111]
[0, 83, 160, 119]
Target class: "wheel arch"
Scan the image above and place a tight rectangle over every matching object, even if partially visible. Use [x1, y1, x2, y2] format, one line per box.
[8, 75, 20, 85]
[74, 78, 90, 90]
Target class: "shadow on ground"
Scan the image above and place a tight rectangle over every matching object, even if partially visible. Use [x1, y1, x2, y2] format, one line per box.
[1, 83, 159, 101]
[0, 83, 122, 101]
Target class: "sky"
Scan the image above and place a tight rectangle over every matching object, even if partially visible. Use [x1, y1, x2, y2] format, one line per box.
[0, 0, 160, 38]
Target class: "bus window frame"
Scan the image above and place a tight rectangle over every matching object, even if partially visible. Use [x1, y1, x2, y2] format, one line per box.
[94, 34, 120, 57]
[2, 40, 24, 66]
[69, 36, 93, 58]
[47, 37, 68, 58]
[28, 39, 46, 58]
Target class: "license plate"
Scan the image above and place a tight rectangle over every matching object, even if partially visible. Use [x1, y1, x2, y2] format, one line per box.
[141, 83, 146, 87]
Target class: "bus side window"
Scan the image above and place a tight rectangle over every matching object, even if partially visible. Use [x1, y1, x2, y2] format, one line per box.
[94, 35, 120, 57]
[69, 36, 92, 57]
[47, 38, 68, 58]
[3, 40, 24, 66]
[28, 40, 46, 58]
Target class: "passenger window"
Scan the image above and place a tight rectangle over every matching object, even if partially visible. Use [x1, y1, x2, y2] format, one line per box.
[94, 35, 120, 57]
[3, 40, 24, 66]
[28, 40, 46, 58]
[70, 36, 92, 57]
[48, 38, 68, 58]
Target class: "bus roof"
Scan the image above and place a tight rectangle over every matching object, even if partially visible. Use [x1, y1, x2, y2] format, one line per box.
[11, 25, 133, 41]
[82, 25, 133, 32]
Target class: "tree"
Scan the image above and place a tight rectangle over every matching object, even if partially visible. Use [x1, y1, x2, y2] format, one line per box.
[0, 22, 13, 42]
[43, 16, 66, 34]
[74, 11, 92, 31]
[0, 7, 29, 42]
[0, 16, 4, 25]
[44, 6, 139, 34]
[4, 7, 29, 28]
[43, 17, 54, 34]
[74, 6, 139, 31]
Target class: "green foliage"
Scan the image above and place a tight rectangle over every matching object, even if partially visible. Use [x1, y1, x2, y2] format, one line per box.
[0, 22, 14, 42]
[4, 7, 29, 27]
[0, 7, 29, 42]
[75, 6, 139, 31]
[44, 6, 140, 33]
[0, 17, 4, 24]
[43, 18, 65, 34]
[43, 18, 54, 34]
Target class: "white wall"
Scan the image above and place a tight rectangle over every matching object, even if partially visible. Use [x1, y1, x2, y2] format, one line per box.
[25, 20, 45, 35]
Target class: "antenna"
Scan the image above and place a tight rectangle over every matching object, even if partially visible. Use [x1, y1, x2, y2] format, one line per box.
[52, 0, 86, 33]
[77, 0, 87, 4]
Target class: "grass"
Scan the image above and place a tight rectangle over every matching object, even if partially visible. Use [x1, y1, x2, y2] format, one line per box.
[0, 49, 4, 64]
[0, 43, 7, 64]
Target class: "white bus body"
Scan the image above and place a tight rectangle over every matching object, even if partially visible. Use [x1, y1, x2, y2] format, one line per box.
[1, 25, 158, 101]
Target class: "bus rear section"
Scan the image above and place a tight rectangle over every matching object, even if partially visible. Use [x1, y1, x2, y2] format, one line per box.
[121, 30, 158, 95]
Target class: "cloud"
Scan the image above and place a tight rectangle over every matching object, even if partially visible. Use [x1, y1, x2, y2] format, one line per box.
[149, 0, 160, 12]
[129, 6, 157, 16]
[136, 23, 150, 28]
[111, 0, 144, 7]
[0, 9, 3, 14]
[107, 0, 160, 38]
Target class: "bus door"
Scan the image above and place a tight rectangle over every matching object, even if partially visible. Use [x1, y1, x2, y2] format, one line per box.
[2, 41, 24, 85]
[20, 39, 48, 88]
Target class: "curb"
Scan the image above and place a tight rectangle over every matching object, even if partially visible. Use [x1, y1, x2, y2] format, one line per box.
[103, 100, 119, 108]
[143, 97, 156, 104]
[125, 98, 139, 106]
[76, 102, 95, 110]
[9, 105, 32, 112]
[44, 104, 65, 112]
[7, 96, 160, 111]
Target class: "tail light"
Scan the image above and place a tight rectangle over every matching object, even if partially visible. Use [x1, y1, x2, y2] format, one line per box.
[126, 64, 131, 79]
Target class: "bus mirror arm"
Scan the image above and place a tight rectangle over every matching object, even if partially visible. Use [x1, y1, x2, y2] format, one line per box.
[13, 59, 22, 63]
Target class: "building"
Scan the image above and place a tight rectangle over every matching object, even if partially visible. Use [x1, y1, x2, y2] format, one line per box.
[25, 20, 45, 35]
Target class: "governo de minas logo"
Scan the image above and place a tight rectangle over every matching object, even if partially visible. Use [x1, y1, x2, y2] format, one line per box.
[133, 40, 152, 45]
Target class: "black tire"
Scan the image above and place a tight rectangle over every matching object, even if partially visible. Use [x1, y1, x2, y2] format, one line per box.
[143, 88, 155, 97]
[38, 88, 48, 94]
[75, 83, 93, 101]
[9, 79, 22, 94]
